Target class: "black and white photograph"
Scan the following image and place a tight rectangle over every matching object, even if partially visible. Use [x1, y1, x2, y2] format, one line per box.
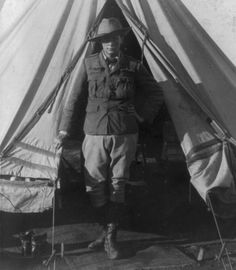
[1, 0, 236, 269]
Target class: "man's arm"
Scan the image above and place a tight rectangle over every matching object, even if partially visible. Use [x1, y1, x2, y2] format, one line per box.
[55, 62, 88, 149]
[59, 62, 87, 132]
[135, 63, 164, 125]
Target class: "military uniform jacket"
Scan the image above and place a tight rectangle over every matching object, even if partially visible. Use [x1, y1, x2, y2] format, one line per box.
[59, 51, 163, 135]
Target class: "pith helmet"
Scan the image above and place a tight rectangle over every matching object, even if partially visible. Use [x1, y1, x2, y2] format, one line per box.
[88, 17, 130, 41]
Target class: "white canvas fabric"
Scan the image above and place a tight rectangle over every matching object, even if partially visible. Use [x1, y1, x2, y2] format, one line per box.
[0, 0, 105, 212]
[0, 0, 236, 214]
[0, 178, 54, 213]
[116, 0, 236, 208]
[0, 0, 105, 176]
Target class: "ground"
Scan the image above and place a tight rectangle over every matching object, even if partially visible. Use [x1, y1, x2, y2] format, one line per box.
[1, 132, 236, 269]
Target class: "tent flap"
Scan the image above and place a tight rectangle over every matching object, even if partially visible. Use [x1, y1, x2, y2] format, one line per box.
[1, 0, 236, 216]
[0, 0, 105, 212]
[118, 0, 236, 217]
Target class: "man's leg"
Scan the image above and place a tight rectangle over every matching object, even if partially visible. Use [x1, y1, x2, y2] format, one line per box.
[105, 134, 138, 259]
[82, 135, 109, 249]
[87, 203, 108, 250]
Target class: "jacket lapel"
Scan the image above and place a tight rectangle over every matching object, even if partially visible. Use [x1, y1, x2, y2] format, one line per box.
[98, 51, 128, 75]
[109, 52, 128, 74]
[99, 52, 109, 76]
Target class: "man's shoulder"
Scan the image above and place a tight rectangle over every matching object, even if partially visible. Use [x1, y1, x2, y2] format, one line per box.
[84, 53, 100, 68]
[122, 54, 141, 70]
[123, 54, 139, 63]
[85, 53, 100, 61]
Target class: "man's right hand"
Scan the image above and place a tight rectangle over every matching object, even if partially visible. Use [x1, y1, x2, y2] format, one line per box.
[54, 131, 68, 150]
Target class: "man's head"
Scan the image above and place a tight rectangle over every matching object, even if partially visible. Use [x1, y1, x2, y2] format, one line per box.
[88, 17, 130, 58]
[101, 35, 122, 59]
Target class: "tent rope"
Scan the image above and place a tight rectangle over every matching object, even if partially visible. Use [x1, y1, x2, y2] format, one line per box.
[140, 30, 148, 64]
[115, 0, 177, 77]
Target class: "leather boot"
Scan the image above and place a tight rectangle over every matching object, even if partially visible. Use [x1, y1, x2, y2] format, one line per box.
[104, 202, 125, 259]
[104, 223, 120, 260]
[88, 226, 106, 250]
[87, 204, 107, 250]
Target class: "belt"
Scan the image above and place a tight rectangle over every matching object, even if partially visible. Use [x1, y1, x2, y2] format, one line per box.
[87, 98, 132, 112]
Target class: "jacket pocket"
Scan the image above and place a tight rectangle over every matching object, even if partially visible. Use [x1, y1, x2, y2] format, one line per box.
[116, 76, 135, 99]
[86, 102, 99, 113]
[88, 80, 97, 97]
[88, 76, 106, 98]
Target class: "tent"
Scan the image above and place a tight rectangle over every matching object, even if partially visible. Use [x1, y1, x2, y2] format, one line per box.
[1, 0, 236, 217]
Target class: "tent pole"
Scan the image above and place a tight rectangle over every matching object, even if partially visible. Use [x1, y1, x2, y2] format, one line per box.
[42, 180, 57, 269]
[52, 181, 56, 270]
[207, 195, 233, 270]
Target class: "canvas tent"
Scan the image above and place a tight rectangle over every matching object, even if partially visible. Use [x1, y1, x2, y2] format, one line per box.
[0, 0, 236, 217]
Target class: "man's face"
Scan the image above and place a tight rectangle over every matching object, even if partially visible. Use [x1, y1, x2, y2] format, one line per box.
[101, 35, 122, 58]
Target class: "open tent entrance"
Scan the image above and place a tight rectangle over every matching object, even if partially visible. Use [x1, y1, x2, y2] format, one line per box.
[59, 0, 194, 207]
[1, 0, 236, 219]
[57, 2, 210, 241]
[1, 1, 236, 267]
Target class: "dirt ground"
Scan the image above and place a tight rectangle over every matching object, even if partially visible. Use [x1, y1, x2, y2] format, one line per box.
[1, 132, 236, 269]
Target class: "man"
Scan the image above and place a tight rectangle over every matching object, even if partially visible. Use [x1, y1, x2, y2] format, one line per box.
[56, 17, 163, 259]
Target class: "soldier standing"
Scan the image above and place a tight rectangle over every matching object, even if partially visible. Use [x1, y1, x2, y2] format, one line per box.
[56, 17, 163, 260]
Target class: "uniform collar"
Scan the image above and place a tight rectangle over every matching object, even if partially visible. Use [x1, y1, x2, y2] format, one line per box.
[102, 51, 120, 64]
[99, 51, 127, 74]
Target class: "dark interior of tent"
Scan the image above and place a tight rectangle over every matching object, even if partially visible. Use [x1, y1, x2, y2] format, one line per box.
[59, 0, 195, 226]
[1, 0, 236, 260]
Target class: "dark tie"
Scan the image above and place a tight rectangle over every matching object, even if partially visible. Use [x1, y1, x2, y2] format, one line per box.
[107, 57, 117, 64]
[107, 58, 118, 71]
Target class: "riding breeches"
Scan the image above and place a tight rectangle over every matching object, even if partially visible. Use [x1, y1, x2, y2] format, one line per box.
[82, 134, 138, 207]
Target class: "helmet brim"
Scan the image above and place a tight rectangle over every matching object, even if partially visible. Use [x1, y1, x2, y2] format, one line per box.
[88, 27, 130, 42]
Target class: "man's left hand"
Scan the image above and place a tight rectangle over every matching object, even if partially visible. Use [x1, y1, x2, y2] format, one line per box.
[127, 104, 144, 123]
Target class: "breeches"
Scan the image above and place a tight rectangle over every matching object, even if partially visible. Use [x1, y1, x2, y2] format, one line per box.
[82, 134, 138, 207]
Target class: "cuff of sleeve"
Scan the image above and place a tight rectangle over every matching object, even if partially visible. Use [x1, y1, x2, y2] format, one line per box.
[59, 130, 69, 136]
